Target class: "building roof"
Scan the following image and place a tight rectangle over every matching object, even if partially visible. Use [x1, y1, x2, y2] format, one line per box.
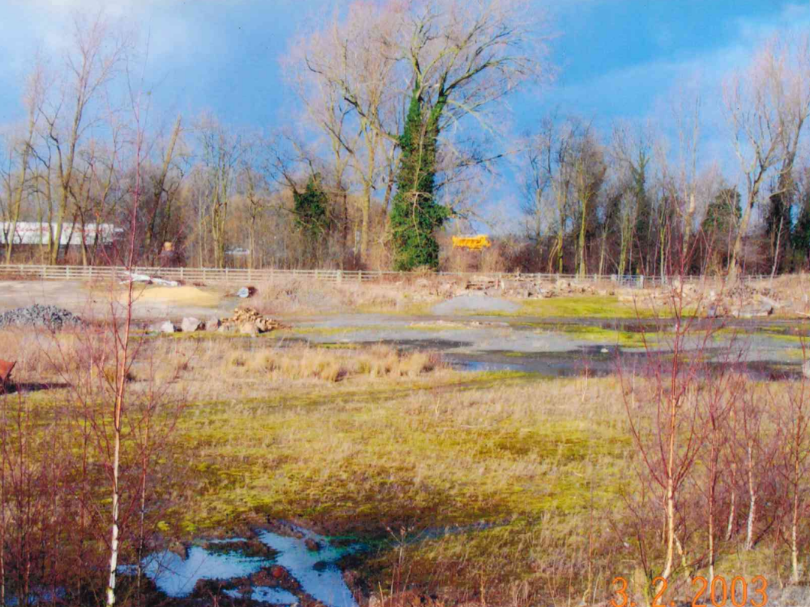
[0, 222, 122, 246]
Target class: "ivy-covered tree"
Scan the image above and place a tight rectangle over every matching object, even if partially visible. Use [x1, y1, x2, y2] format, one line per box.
[792, 192, 810, 268]
[303, 0, 545, 270]
[701, 187, 741, 272]
[293, 174, 330, 264]
[389, 89, 449, 270]
[631, 149, 652, 274]
[703, 188, 741, 233]
[765, 190, 792, 273]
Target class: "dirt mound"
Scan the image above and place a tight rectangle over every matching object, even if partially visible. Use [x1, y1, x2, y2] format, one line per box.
[132, 285, 220, 307]
[432, 294, 520, 315]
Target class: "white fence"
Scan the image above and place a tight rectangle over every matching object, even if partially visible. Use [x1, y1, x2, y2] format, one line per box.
[0, 264, 771, 288]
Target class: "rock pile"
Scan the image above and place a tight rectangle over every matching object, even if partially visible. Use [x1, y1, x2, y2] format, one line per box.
[220, 307, 282, 334]
[0, 304, 82, 330]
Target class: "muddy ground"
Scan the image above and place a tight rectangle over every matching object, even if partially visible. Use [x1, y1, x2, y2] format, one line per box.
[0, 279, 806, 378]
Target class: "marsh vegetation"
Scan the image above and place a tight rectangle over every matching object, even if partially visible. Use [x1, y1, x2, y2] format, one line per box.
[1, 305, 809, 606]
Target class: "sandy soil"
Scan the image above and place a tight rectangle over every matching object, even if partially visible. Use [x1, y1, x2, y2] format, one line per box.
[0, 280, 236, 322]
[431, 294, 520, 314]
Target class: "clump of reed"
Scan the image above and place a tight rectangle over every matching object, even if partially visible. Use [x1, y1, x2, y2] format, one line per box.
[220, 343, 443, 383]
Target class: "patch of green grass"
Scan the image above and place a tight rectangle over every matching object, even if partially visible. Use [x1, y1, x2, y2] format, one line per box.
[713, 326, 810, 345]
[515, 296, 651, 319]
[169, 371, 627, 546]
[554, 324, 656, 348]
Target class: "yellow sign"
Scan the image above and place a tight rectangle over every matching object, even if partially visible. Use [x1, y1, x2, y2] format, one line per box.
[452, 235, 492, 250]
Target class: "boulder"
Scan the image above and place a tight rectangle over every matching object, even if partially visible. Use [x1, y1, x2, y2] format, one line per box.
[157, 321, 176, 334]
[205, 316, 221, 332]
[181, 317, 202, 333]
[240, 322, 259, 337]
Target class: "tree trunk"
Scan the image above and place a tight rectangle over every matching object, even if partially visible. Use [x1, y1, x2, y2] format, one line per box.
[791, 459, 800, 583]
[745, 441, 756, 550]
[360, 130, 376, 261]
[578, 200, 587, 277]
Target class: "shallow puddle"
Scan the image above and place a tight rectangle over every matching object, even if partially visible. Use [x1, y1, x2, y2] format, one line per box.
[257, 527, 358, 607]
[143, 545, 267, 598]
[138, 525, 359, 606]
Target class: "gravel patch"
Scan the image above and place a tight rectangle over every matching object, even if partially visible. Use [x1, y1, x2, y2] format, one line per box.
[0, 304, 83, 330]
[431, 294, 520, 315]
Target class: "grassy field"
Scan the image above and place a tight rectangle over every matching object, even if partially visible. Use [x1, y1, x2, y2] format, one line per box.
[159, 352, 632, 604]
[1, 328, 803, 606]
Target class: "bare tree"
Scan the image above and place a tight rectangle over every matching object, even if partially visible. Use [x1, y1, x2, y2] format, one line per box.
[143, 115, 183, 264]
[1, 65, 43, 264]
[37, 14, 130, 264]
[522, 115, 579, 273]
[672, 92, 702, 261]
[285, 2, 401, 262]
[572, 127, 605, 276]
[724, 34, 810, 281]
[775, 365, 810, 583]
[196, 115, 243, 268]
[621, 288, 715, 590]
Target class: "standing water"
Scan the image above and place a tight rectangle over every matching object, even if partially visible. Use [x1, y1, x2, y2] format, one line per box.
[138, 526, 359, 606]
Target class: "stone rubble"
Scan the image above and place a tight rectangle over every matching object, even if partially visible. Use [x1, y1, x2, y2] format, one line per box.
[219, 307, 282, 334]
[0, 304, 82, 330]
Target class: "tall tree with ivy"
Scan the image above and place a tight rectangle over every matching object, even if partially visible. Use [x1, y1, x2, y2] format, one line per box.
[389, 88, 450, 270]
[301, 0, 547, 270]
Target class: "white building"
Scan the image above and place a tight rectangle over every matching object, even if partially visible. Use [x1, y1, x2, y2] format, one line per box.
[0, 222, 122, 246]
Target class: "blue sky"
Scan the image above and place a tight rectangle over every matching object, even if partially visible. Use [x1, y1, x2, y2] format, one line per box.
[0, 0, 808, 227]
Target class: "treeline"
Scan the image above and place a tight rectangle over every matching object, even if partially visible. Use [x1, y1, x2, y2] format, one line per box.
[0, 4, 808, 277]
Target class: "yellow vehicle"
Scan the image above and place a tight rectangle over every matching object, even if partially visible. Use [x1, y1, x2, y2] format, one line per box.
[451, 235, 492, 251]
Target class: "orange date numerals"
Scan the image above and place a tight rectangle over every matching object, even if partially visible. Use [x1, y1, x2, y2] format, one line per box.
[611, 576, 629, 607]
[610, 576, 768, 607]
[692, 575, 768, 607]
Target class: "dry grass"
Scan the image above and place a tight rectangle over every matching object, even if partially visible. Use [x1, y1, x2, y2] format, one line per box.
[0, 329, 83, 382]
[250, 277, 440, 315]
[2, 325, 802, 606]
[219, 343, 442, 383]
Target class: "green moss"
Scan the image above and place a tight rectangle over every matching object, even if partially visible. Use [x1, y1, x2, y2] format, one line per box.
[515, 296, 652, 319]
[356, 300, 434, 315]
[171, 371, 626, 541]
